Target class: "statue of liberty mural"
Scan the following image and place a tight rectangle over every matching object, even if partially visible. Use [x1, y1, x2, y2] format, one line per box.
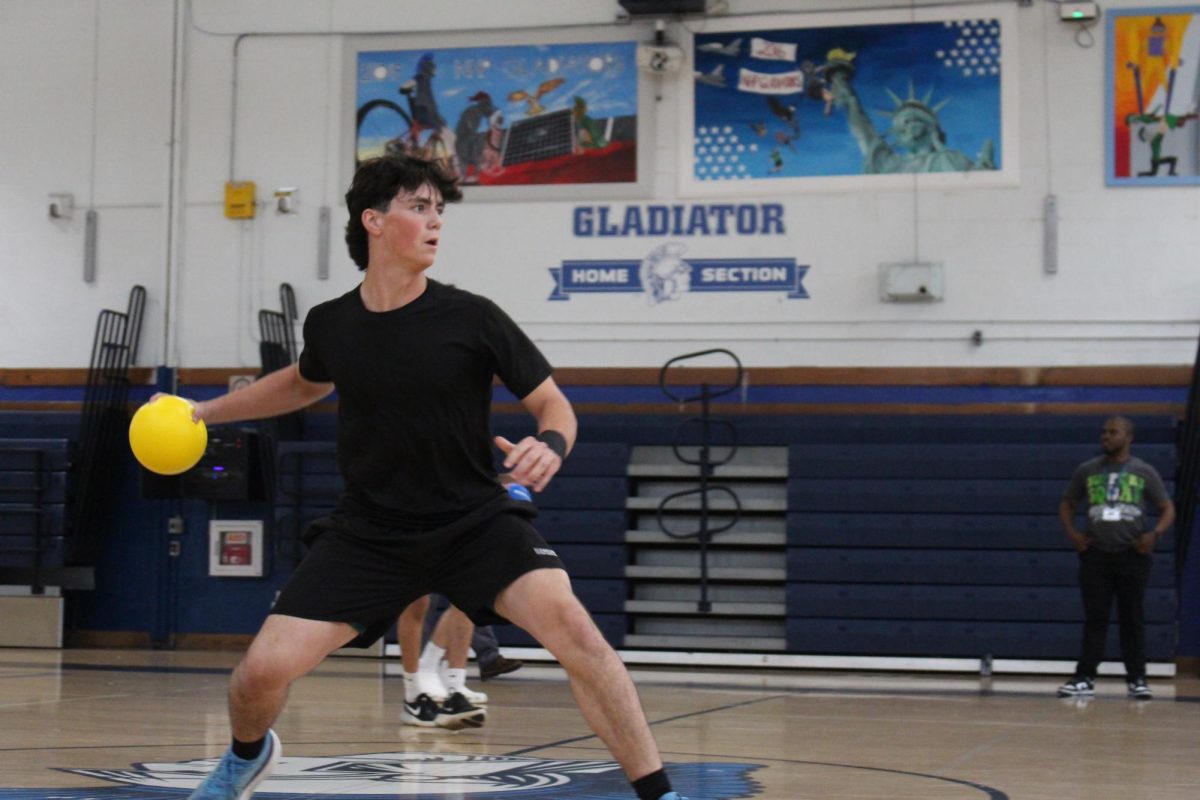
[823, 49, 995, 174]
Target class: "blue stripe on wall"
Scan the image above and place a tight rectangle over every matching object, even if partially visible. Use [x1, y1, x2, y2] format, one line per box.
[3, 384, 1187, 405]
[504, 385, 1188, 405]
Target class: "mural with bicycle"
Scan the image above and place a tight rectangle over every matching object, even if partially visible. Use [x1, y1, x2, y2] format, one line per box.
[355, 41, 640, 186]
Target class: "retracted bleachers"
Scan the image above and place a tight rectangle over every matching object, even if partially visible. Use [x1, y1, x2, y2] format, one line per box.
[274, 421, 630, 649]
[274, 441, 341, 566]
[266, 412, 1184, 664]
[0, 412, 90, 593]
[0, 439, 70, 592]
[785, 416, 1178, 661]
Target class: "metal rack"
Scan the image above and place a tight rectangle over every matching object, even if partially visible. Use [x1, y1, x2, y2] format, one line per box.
[68, 285, 145, 564]
[654, 348, 744, 612]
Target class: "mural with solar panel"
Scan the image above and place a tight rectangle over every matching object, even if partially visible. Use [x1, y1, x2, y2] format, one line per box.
[356, 42, 639, 186]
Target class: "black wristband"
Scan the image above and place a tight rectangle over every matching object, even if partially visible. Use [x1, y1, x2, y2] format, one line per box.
[536, 429, 568, 460]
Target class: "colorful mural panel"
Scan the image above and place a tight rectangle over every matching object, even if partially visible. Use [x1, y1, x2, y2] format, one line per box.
[680, 5, 1017, 193]
[1107, 7, 1200, 185]
[355, 41, 640, 188]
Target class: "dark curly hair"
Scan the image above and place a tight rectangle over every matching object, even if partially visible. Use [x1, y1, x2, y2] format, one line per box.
[344, 155, 463, 270]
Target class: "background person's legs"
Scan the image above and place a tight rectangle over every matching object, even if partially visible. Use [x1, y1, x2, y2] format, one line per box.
[425, 595, 522, 681]
[398, 595, 444, 699]
[423, 605, 473, 673]
[417, 595, 492, 701]
[1114, 552, 1153, 680]
[420, 594, 447, 644]
[398, 596, 431, 676]
[471, 623, 499, 665]
[1075, 551, 1118, 679]
[398, 597, 487, 729]
[473, 624, 523, 680]
[423, 604, 487, 703]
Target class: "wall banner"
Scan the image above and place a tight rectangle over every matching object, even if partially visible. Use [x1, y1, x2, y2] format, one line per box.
[553, 200, 806, 304]
[548, 253, 808, 303]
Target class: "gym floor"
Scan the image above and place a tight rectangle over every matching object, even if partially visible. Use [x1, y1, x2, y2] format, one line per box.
[1, 648, 1197, 799]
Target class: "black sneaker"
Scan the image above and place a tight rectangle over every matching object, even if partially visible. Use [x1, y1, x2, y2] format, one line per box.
[1127, 677, 1153, 700]
[435, 691, 487, 730]
[401, 693, 442, 727]
[1056, 677, 1095, 697]
[479, 655, 523, 681]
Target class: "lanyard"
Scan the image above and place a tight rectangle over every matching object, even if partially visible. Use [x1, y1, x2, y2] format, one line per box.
[1105, 462, 1130, 505]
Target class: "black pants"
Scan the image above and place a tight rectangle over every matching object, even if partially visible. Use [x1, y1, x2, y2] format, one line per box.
[1074, 548, 1153, 679]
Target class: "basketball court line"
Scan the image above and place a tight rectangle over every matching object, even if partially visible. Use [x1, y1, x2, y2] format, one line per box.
[1, 658, 1192, 703]
[710, 755, 1010, 800]
[504, 695, 784, 757]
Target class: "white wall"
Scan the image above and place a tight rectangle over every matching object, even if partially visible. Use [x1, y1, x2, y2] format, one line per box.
[2, 0, 1197, 369]
[1, 0, 175, 368]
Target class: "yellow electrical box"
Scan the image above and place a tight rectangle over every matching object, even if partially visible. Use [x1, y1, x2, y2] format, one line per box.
[224, 181, 257, 219]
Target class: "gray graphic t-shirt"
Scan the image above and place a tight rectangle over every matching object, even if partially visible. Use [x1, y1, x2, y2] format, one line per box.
[1062, 455, 1169, 552]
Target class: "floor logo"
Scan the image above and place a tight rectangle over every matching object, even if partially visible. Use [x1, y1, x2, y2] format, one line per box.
[4, 752, 762, 799]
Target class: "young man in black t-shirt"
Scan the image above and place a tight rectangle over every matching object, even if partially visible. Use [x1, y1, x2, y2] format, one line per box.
[181, 155, 689, 800]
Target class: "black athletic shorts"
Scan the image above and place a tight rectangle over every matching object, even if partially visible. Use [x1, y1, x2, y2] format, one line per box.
[272, 494, 566, 647]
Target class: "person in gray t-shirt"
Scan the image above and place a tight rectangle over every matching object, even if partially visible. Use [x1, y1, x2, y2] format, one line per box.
[1056, 416, 1175, 700]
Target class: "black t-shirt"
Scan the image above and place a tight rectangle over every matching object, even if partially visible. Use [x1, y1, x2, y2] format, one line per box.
[297, 279, 552, 528]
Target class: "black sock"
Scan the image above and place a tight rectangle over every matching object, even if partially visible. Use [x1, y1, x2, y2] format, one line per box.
[632, 768, 672, 800]
[231, 735, 266, 761]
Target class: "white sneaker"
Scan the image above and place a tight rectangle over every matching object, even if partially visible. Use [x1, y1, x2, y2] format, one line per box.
[440, 660, 488, 704]
[457, 684, 489, 705]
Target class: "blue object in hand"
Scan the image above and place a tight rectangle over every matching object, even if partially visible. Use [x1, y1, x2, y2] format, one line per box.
[506, 484, 533, 502]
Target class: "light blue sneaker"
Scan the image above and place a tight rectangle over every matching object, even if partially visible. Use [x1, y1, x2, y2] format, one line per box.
[188, 730, 281, 800]
[658, 793, 689, 800]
